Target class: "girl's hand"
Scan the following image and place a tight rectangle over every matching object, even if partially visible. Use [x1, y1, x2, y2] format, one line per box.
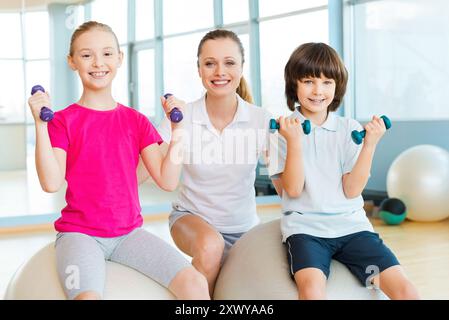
[160, 95, 186, 128]
[363, 115, 386, 147]
[278, 116, 303, 143]
[28, 90, 51, 123]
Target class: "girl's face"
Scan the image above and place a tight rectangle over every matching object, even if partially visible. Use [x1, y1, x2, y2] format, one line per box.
[296, 73, 336, 117]
[68, 29, 123, 91]
[198, 38, 243, 98]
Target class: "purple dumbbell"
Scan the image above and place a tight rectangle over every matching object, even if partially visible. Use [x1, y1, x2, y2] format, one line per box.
[164, 93, 183, 123]
[31, 85, 54, 122]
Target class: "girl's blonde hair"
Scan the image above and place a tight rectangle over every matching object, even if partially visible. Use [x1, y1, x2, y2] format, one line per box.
[197, 29, 254, 104]
[69, 21, 120, 56]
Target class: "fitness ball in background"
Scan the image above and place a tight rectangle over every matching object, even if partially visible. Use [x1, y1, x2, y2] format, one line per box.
[379, 198, 407, 225]
[387, 145, 449, 222]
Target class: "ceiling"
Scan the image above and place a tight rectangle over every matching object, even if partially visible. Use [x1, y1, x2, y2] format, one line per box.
[1, 0, 90, 11]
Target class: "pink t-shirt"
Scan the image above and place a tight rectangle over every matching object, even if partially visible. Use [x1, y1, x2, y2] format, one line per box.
[48, 103, 162, 237]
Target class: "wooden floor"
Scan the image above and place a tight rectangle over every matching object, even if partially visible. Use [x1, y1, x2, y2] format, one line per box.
[369, 217, 449, 299]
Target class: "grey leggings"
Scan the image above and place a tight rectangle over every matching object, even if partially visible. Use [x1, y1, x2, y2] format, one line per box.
[54, 228, 191, 300]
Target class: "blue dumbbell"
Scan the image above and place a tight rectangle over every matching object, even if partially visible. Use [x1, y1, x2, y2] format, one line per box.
[164, 93, 183, 123]
[351, 115, 391, 145]
[269, 118, 311, 135]
[31, 85, 54, 122]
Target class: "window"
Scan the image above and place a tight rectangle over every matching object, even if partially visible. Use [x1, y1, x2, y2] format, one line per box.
[260, 10, 328, 117]
[24, 11, 49, 59]
[237, 33, 252, 95]
[65, 4, 85, 30]
[113, 46, 129, 106]
[0, 61, 24, 122]
[91, 0, 128, 43]
[223, 0, 249, 24]
[0, 13, 23, 123]
[66, 4, 85, 97]
[164, 32, 205, 103]
[163, 0, 213, 35]
[137, 49, 155, 118]
[259, 0, 327, 18]
[352, 0, 449, 120]
[0, 13, 22, 58]
[136, 0, 154, 41]
[25, 61, 51, 123]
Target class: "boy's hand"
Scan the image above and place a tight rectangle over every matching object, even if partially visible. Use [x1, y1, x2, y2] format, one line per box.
[278, 116, 303, 143]
[28, 90, 51, 123]
[363, 115, 386, 147]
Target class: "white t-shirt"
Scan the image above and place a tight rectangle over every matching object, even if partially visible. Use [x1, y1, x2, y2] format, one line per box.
[158, 94, 272, 233]
[268, 109, 374, 241]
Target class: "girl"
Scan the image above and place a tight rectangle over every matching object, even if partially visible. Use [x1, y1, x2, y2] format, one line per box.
[269, 42, 419, 299]
[153, 29, 274, 295]
[28, 21, 209, 300]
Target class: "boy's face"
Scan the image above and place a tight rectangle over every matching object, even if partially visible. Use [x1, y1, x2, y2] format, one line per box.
[68, 29, 123, 91]
[296, 73, 336, 117]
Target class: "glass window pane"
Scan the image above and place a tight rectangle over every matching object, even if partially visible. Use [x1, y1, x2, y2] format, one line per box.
[25, 60, 51, 123]
[163, 0, 213, 35]
[137, 49, 155, 118]
[260, 10, 328, 117]
[259, 0, 327, 17]
[64, 4, 85, 30]
[164, 32, 206, 103]
[113, 45, 129, 106]
[0, 13, 22, 58]
[24, 11, 49, 59]
[136, 0, 154, 41]
[0, 61, 25, 122]
[353, 0, 449, 120]
[91, 0, 127, 43]
[223, 0, 249, 24]
[238, 33, 251, 95]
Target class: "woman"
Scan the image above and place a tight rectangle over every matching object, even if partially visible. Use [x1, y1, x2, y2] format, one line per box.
[153, 29, 278, 295]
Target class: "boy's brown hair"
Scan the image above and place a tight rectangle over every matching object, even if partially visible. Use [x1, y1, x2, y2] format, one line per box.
[284, 42, 348, 112]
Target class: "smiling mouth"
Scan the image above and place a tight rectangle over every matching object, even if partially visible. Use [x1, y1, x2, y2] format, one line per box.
[308, 98, 326, 104]
[89, 71, 109, 78]
[211, 80, 230, 85]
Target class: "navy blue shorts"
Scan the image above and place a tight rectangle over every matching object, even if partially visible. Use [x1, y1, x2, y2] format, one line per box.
[285, 231, 400, 286]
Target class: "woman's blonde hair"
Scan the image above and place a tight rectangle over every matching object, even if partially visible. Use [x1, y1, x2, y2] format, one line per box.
[69, 21, 120, 57]
[197, 29, 254, 104]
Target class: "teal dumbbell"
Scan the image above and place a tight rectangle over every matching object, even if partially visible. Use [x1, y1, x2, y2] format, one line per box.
[269, 118, 311, 135]
[351, 115, 391, 145]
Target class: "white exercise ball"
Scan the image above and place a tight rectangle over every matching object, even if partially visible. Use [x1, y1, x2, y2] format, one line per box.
[213, 219, 387, 300]
[387, 144, 449, 222]
[5, 242, 175, 300]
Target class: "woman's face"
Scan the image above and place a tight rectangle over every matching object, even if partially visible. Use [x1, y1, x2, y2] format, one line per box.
[197, 38, 243, 98]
